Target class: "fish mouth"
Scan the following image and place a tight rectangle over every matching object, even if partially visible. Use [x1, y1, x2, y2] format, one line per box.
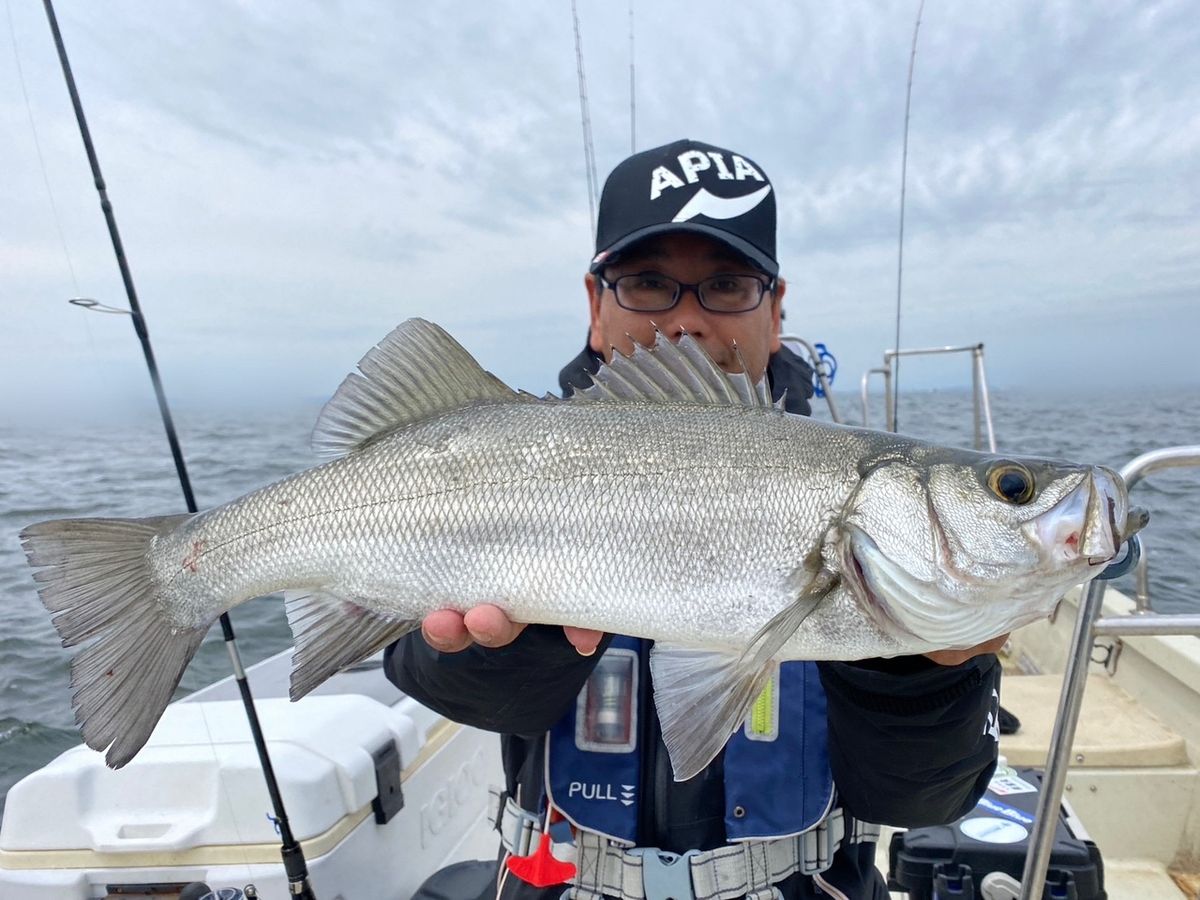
[1084, 467, 1124, 564]
[1031, 467, 1137, 572]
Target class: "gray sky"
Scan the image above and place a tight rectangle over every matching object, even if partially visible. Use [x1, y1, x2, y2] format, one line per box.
[2, 0, 1198, 423]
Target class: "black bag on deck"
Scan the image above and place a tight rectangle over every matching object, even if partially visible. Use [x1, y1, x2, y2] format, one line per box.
[887, 766, 1105, 899]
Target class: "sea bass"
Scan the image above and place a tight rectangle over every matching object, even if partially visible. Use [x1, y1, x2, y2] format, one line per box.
[22, 319, 1145, 778]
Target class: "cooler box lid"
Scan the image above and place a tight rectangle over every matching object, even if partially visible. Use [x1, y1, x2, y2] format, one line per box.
[0, 694, 420, 856]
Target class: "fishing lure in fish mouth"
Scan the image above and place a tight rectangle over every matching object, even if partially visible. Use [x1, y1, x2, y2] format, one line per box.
[21, 319, 1141, 778]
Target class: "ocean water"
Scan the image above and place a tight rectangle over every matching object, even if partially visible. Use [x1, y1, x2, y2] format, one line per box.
[1, 387, 1198, 816]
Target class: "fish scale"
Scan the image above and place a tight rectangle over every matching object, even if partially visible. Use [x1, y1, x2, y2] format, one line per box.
[20, 319, 1140, 778]
[157, 401, 822, 646]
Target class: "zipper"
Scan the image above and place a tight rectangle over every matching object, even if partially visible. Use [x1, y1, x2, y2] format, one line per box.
[638, 638, 656, 844]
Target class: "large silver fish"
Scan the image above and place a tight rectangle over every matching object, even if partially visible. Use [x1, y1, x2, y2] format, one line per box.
[22, 319, 1145, 778]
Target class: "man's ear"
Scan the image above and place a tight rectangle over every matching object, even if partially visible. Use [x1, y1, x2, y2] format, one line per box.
[586, 273, 605, 354]
[769, 277, 787, 353]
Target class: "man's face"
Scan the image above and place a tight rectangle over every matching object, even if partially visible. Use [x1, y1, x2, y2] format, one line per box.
[586, 232, 785, 381]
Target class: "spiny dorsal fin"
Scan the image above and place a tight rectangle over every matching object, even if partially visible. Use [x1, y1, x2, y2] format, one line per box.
[572, 331, 782, 409]
[313, 318, 520, 458]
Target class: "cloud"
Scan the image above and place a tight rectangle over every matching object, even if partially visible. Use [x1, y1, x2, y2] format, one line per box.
[2, 0, 1197, 422]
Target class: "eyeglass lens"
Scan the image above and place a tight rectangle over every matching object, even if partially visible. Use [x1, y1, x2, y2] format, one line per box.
[614, 274, 764, 312]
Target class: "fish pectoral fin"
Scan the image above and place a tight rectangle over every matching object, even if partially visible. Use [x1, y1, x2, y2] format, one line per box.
[739, 567, 839, 672]
[285, 591, 420, 700]
[650, 644, 778, 782]
[650, 571, 839, 782]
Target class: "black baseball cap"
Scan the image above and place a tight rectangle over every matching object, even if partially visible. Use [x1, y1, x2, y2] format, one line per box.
[590, 138, 778, 276]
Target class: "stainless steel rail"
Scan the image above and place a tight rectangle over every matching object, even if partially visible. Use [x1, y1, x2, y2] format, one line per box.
[1123, 446, 1200, 614]
[780, 334, 843, 423]
[1018, 445, 1200, 899]
[1091, 614, 1200, 636]
[1134, 548, 1153, 612]
[859, 343, 997, 450]
[861, 367, 890, 428]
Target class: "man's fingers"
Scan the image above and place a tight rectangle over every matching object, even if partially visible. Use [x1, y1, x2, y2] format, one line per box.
[463, 604, 527, 648]
[980, 634, 1010, 654]
[923, 633, 1010, 667]
[564, 626, 605, 656]
[422, 607, 600, 654]
[422, 609, 473, 653]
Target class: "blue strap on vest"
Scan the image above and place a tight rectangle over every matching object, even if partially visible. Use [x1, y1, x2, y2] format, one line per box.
[547, 638, 834, 842]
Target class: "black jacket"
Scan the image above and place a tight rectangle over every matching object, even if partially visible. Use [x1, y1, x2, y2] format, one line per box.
[386, 342, 1001, 899]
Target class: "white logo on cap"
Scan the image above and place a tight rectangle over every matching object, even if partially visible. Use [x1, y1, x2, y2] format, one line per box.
[672, 184, 772, 223]
[649, 151, 765, 201]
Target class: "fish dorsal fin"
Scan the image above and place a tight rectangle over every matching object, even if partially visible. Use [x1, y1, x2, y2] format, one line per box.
[313, 318, 518, 458]
[573, 331, 781, 409]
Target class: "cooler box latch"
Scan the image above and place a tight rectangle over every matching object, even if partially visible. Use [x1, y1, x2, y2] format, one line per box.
[372, 740, 404, 824]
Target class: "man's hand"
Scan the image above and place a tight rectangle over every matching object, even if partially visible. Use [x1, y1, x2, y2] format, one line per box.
[421, 605, 604, 656]
[922, 633, 1009, 667]
[421, 610, 1005, 666]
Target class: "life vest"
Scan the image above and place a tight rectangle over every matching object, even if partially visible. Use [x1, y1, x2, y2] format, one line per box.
[546, 637, 835, 844]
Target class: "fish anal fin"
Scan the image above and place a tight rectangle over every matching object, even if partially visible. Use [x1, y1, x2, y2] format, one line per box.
[285, 591, 420, 700]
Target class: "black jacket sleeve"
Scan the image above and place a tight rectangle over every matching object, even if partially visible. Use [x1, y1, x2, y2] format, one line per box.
[384, 626, 614, 737]
[817, 654, 1001, 828]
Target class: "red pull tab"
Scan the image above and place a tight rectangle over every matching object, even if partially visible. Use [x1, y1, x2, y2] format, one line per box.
[506, 832, 577, 888]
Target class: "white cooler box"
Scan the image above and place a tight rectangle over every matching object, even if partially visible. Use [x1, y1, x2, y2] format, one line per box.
[0, 694, 502, 899]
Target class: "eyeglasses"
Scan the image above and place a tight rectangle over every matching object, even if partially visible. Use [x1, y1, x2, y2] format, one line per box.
[598, 271, 775, 314]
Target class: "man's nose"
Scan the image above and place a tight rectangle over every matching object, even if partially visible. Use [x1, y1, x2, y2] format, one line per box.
[658, 288, 708, 339]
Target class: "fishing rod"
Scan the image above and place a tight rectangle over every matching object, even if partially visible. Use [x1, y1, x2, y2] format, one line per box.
[40, 2, 316, 896]
[891, 0, 925, 434]
[571, 0, 599, 240]
[628, 0, 636, 153]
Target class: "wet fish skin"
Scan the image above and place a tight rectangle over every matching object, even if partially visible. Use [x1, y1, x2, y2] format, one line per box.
[158, 401, 867, 646]
[20, 319, 1137, 775]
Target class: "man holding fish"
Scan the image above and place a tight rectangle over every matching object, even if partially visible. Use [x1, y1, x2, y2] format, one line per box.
[386, 140, 1010, 900]
[24, 138, 1138, 898]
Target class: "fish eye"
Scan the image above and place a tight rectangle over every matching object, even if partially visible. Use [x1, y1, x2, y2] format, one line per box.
[987, 463, 1036, 505]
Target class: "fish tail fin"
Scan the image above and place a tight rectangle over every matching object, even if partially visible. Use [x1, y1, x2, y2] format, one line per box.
[21, 514, 203, 768]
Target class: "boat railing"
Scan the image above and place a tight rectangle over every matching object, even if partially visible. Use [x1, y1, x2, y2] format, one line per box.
[859, 343, 997, 452]
[1019, 445, 1200, 899]
[779, 334, 843, 423]
[1125, 447, 1196, 615]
